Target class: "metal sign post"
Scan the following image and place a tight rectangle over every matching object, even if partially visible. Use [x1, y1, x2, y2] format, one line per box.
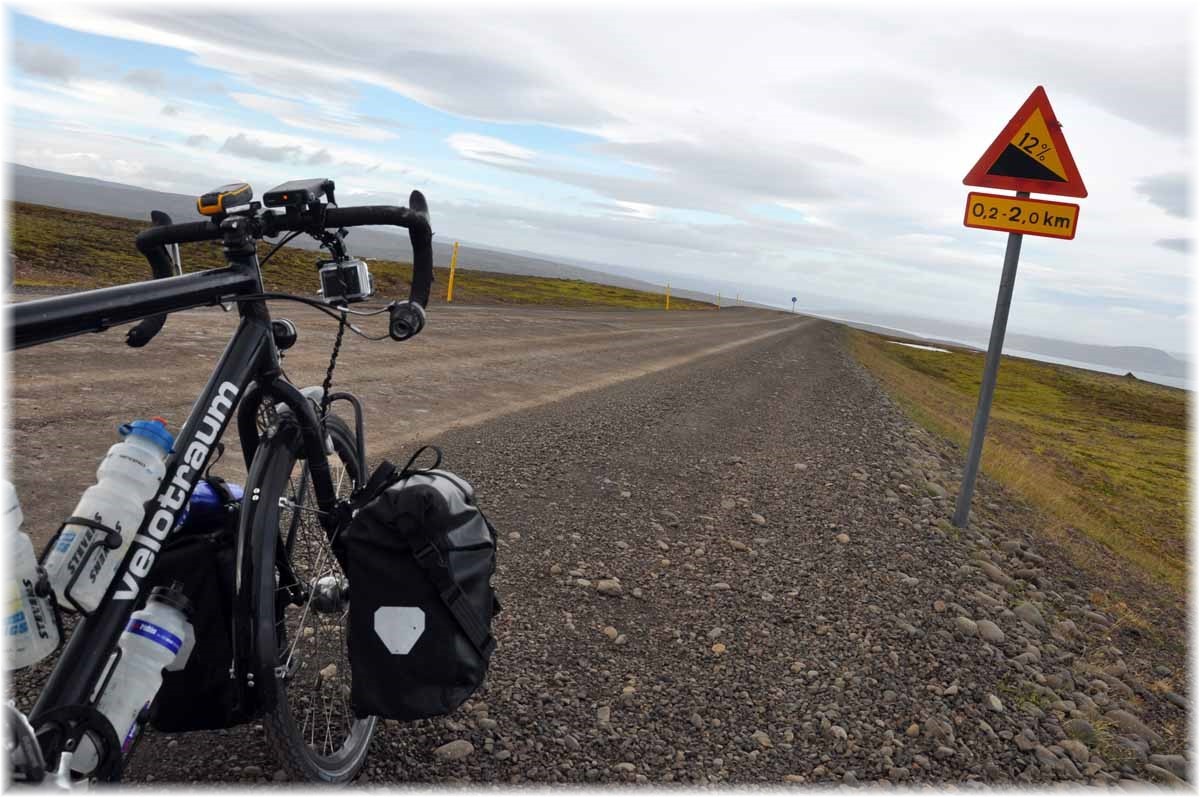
[952, 194, 1026, 527]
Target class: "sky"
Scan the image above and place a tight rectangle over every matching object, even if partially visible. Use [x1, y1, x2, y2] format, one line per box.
[3, 1, 1195, 352]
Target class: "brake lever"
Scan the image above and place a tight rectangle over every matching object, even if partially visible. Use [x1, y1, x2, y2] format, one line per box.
[126, 210, 174, 348]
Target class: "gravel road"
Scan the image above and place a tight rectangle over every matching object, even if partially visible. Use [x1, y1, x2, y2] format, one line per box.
[7, 305, 1188, 786]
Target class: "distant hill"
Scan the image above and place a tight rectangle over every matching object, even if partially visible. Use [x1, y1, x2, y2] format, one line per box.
[829, 312, 1188, 388]
[1004, 334, 1187, 379]
[8, 163, 725, 306]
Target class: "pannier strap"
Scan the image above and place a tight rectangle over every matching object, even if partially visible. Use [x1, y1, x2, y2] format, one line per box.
[205, 475, 235, 504]
[354, 460, 398, 509]
[413, 540, 497, 659]
[344, 446, 447, 517]
[441, 586, 497, 658]
[399, 445, 444, 477]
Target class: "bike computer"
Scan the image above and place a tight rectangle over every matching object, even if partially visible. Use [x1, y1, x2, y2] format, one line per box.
[197, 183, 253, 217]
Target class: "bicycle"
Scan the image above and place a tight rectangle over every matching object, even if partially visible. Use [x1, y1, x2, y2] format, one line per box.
[7, 177, 433, 785]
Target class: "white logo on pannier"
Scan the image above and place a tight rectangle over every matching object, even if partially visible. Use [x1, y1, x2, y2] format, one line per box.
[374, 607, 426, 654]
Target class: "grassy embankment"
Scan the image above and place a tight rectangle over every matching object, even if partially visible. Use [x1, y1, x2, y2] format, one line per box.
[852, 330, 1188, 619]
[7, 202, 713, 310]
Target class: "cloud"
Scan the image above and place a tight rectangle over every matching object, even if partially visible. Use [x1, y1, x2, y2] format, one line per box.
[219, 133, 302, 163]
[1135, 173, 1189, 218]
[448, 133, 535, 165]
[357, 114, 407, 132]
[23, 10, 618, 129]
[185, 133, 211, 147]
[890, 233, 957, 246]
[915, 27, 1188, 138]
[1154, 238, 1190, 254]
[229, 91, 397, 142]
[372, 46, 618, 128]
[594, 137, 856, 195]
[462, 136, 851, 217]
[122, 67, 168, 92]
[784, 70, 958, 134]
[13, 40, 80, 82]
[161, 104, 180, 116]
[307, 148, 333, 166]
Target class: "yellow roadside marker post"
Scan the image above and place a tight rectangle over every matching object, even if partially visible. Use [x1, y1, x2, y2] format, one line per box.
[716, 291, 720, 309]
[665, 283, 670, 310]
[446, 241, 459, 302]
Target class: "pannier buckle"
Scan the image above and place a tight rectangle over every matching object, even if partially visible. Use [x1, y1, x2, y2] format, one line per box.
[414, 542, 443, 568]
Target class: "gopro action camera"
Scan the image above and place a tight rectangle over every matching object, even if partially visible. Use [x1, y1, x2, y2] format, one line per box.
[318, 257, 373, 305]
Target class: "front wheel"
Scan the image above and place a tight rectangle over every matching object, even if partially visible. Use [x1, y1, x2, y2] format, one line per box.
[246, 411, 376, 783]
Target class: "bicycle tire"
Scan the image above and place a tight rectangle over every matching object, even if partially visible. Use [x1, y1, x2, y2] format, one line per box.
[246, 411, 376, 783]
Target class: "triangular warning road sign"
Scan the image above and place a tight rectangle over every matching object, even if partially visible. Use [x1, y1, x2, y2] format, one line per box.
[964, 86, 1087, 198]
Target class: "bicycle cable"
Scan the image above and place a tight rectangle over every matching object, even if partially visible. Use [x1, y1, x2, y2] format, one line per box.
[220, 292, 395, 341]
[258, 230, 305, 269]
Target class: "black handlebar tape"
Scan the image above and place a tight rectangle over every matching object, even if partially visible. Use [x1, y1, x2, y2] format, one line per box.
[406, 190, 433, 309]
[134, 220, 224, 251]
[130, 198, 434, 317]
[323, 198, 434, 308]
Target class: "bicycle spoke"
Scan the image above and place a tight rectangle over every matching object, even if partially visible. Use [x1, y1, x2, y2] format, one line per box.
[270, 426, 363, 768]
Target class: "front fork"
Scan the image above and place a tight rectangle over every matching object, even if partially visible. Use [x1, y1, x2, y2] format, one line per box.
[235, 376, 363, 702]
[235, 380, 367, 504]
[236, 378, 337, 522]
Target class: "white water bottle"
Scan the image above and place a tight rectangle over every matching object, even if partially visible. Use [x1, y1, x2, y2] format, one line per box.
[42, 419, 174, 613]
[4, 480, 60, 669]
[71, 584, 194, 775]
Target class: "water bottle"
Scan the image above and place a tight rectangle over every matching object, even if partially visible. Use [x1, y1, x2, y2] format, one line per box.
[42, 419, 174, 613]
[4, 480, 60, 669]
[71, 583, 194, 775]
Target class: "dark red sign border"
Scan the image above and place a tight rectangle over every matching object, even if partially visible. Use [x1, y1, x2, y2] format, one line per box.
[963, 191, 1080, 240]
[963, 86, 1087, 198]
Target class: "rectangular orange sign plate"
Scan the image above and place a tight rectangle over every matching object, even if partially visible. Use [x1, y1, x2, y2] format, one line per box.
[963, 192, 1079, 240]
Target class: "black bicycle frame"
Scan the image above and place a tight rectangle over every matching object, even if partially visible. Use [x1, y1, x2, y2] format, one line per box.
[14, 254, 342, 758]
[10, 267, 257, 350]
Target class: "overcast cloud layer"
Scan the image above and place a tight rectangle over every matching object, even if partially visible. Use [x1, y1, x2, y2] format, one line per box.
[5, 3, 1194, 352]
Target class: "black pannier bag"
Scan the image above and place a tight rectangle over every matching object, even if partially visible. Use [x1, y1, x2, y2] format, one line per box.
[143, 477, 248, 732]
[342, 457, 498, 720]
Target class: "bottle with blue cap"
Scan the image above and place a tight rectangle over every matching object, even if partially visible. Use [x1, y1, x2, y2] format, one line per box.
[42, 418, 175, 614]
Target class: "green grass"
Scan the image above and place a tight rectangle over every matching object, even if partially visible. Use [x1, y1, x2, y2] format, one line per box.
[850, 330, 1188, 599]
[7, 202, 715, 311]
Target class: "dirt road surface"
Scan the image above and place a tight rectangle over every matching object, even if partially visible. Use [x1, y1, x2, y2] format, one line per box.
[8, 303, 794, 521]
[6, 302, 1187, 785]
